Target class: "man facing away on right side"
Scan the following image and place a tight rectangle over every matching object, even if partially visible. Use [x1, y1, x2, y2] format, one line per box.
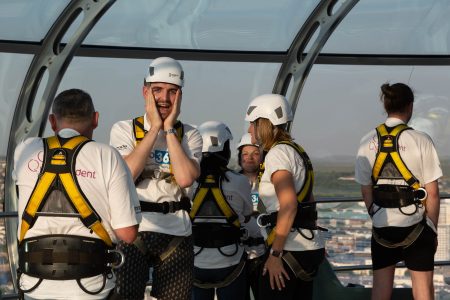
[355, 82, 442, 300]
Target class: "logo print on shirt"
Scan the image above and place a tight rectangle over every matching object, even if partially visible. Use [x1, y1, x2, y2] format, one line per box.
[27, 151, 44, 172]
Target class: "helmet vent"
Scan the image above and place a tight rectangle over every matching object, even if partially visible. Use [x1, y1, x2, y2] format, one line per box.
[275, 106, 283, 119]
[247, 106, 256, 115]
[210, 136, 219, 146]
[149, 67, 154, 76]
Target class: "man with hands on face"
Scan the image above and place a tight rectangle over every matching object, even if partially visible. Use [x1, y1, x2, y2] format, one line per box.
[110, 57, 203, 300]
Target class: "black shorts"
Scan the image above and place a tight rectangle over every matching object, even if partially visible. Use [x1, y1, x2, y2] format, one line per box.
[371, 223, 437, 271]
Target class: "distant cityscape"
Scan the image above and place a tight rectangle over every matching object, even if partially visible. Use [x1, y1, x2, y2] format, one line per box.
[312, 158, 450, 299]
[0, 156, 449, 298]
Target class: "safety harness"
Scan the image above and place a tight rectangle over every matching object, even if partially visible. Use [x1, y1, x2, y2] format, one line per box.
[18, 136, 122, 295]
[257, 141, 323, 281]
[190, 173, 247, 288]
[132, 116, 190, 214]
[371, 123, 427, 248]
[257, 141, 319, 246]
[190, 174, 244, 250]
[131, 116, 190, 264]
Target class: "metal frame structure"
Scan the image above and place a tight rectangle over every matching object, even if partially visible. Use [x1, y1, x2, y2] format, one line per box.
[3, 0, 116, 291]
[1, 0, 450, 298]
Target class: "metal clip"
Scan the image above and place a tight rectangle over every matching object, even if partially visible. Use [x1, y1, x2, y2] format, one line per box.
[107, 249, 125, 269]
[414, 188, 427, 202]
[256, 213, 269, 228]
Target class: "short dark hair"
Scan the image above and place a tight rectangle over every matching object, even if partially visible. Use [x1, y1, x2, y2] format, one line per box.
[52, 89, 95, 121]
[380, 83, 414, 114]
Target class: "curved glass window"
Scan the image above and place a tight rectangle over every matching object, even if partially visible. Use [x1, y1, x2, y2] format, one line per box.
[324, 0, 450, 54]
[0, 0, 70, 42]
[83, 0, 318, 51]
[48, 57, 280, 152]
[0, 53, 34, 156]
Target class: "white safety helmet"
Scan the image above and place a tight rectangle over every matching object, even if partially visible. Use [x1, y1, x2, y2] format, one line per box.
[198, 121, 233, 153]
[237, 133, 258, 150]
[245, 94, 293, 125]
[144, 57, 184, 87]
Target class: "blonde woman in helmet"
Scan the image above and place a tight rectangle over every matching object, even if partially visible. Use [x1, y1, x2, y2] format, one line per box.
[236, 133, 266, 300]
[245, 94, 325, 300]
[191, 121, 253, 300]
[110, 57, 203, 300]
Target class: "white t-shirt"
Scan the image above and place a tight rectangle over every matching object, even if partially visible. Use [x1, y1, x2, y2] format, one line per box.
[259, 143, 325, 252]
[242, 180, 266, 259]
[192, 171, 253, 269]
[355, 117, 442, 229]
[110, 114, 203, 236]
[13, 129, 141, 300]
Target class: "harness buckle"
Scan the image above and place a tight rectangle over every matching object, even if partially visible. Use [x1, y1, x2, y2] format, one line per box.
[414, 188, 427, 202]
[161, 201, 174, 214]
[256, 213, 269, 228]
[240, 228, 249, 242]
[107, 249, 125, 269]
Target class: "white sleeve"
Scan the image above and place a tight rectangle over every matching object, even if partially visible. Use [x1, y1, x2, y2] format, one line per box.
[237, 175, 253, 216]
[109, 121, 135, 156]
[420, 135, 443, 184]
[183, 126, 203, 165]
[265, 145, 296, 177]
[108, 148, 141, 229]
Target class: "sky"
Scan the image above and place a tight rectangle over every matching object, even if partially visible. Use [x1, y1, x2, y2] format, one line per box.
[1, 1, 450, 161]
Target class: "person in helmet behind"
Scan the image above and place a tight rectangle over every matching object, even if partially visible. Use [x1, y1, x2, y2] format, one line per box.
[245, 94, 325, 300]
[191, 121, 253, 300]
[236, 133, 266, 300]
[110, 57, 203, 300]
[355, 83, 441, 300]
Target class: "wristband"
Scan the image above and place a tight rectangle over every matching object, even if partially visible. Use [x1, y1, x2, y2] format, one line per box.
[270, 248, 283, 258]
[165, 128, 177, 136]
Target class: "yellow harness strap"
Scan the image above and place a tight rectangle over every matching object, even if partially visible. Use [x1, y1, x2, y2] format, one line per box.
[262, 141, 315, 246]
[132, 116, 183, 145]
[19, 136, 113, 247]
[190, 175, 240, 228]
[133, 116, 184, 179]
[372, 124, 420, 190]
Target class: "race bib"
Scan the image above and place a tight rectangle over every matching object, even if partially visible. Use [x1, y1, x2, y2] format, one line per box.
[251, 192, 259, 205]
[153, 150, 170, 165]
